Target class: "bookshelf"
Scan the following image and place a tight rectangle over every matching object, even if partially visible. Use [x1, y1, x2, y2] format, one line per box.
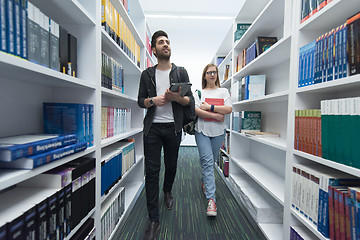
[213, 0, 360, 239]
[0, 0, 147, 239]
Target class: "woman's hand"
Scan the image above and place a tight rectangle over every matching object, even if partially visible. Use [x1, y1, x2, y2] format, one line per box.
[213, 113, 224, 122]
[200, 101, 211, 111]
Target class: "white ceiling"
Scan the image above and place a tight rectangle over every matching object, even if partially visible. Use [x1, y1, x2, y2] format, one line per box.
[138, 0, 244, 89]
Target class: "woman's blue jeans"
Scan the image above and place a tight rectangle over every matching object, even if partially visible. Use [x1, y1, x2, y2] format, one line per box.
[194, 130, 225, 202]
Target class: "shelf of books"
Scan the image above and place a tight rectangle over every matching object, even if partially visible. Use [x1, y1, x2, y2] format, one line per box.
[213, 0, 291, 238]
[0, 0, 146, 239]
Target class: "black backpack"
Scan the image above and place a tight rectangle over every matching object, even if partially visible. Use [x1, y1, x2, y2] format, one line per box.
[176, 67, 199, 135]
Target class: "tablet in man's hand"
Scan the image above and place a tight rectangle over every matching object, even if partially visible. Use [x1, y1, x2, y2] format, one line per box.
[169, 82, 192, 96]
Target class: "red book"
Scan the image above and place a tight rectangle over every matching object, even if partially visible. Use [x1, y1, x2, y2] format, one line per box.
[203, 98, 224, 122]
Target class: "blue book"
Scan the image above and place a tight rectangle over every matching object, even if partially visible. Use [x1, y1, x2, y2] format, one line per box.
[43, 103, 87, 144]
[338, 24, 344, 80]
[313, 37, 320, 84]
[89, 104, 94, 147]
[309, 41, 315, 85]
[0, 141, 87, 169]
[327, 29, 334, 81]
[13, 0, 21, 57]
[20, 0, 26, 59]
[334, 27, 339, 80]
[342, 24, 348, 78]
[322, 33, 328, 83]
[6, 0, 14, 54]
[298, 46, 304, 87]
[0, 133, 78, 161]
[0, 0, 6, 52]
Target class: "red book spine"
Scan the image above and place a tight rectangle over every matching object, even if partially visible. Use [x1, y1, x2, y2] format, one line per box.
[329, 186, 335, 240]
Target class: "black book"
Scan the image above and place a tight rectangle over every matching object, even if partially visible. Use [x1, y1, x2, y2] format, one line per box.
[47, 193, 58, 240]
[36, 199, 48, 240]
[23, 206, 37, 240]
[7, 215, 24, 240]
[255, 36, 278, 56]
[68, 33, 77, 77]
[59, 26, 68, 75]
[0, 224, 6, 240]
[71, 177, 82, 229]
[64, 184, 72, 236]
[347, 12, 360, 76]
[57, 189, 65, 240]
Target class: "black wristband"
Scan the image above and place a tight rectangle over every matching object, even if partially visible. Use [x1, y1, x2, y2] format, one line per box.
[210, 105, 214, 112]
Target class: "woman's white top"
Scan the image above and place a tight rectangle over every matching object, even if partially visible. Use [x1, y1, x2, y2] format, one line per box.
[195, 88, 231, 137]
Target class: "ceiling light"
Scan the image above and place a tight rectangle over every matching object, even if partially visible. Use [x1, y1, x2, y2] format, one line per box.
[145, 13, 233, 20]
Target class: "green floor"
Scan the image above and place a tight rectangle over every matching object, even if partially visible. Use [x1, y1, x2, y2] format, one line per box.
[116, 146, 266, 240]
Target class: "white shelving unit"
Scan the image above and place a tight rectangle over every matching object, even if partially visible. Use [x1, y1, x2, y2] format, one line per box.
[0, 0, 148, 239]
[212, 0, 360, 239]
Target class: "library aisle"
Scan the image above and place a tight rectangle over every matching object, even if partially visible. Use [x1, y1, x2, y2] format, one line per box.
[115, 147, 266, 240]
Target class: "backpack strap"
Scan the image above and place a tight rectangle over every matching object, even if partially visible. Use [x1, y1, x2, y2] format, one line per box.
[195, 89, 201, 100]
[176, 66, 185, 83]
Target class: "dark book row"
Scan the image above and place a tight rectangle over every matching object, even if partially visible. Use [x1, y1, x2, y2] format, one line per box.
[101, 140, 135, 196]
[235, 36, 277, 73]
[0, 1, 78, 77]
[300, 0, 330, 23]
[101, 51, 124, 93]
[298, 12, 360, 87]
[0, 156, 95, 240]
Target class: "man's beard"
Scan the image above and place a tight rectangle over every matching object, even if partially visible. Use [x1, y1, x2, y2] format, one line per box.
[156, 48, 171, 61]
[157, 54, 170, 61]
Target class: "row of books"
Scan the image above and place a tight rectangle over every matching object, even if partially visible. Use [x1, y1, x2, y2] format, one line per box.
[298, 21, 350, 87]
[234, 23, 251, 42]
[232, 111, 261, 133]
[101, 51, 124, 93]
[101, 187, 125, 240]
[44, 103, 94, 148]
[0, 156, 95, 240]
[217, 151, 229, 177]
[290, 226, 314, 240]
[292, 163, 360, 239]
[101, 0, 141, 67]
[101, 106, 131, 140]
[294, 109, 322, 157]
[220, 131, 230, 155]
[1, 1, 78, 77]
[101, 140, 135, 196]
[70, 218, 95, 240]
[321, 97, 360, 169]
[0, 133, 87, 169]
[232, 74, 266, 102]
[145, 32, 152, 57]
[301, 0, 331, 23]
[235, 36, 277, 73]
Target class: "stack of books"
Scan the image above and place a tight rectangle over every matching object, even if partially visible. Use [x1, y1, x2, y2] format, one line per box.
[0, 133, 86, 169]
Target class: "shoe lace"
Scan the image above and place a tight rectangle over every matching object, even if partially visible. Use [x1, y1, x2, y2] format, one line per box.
[207, 200, 216, 211]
